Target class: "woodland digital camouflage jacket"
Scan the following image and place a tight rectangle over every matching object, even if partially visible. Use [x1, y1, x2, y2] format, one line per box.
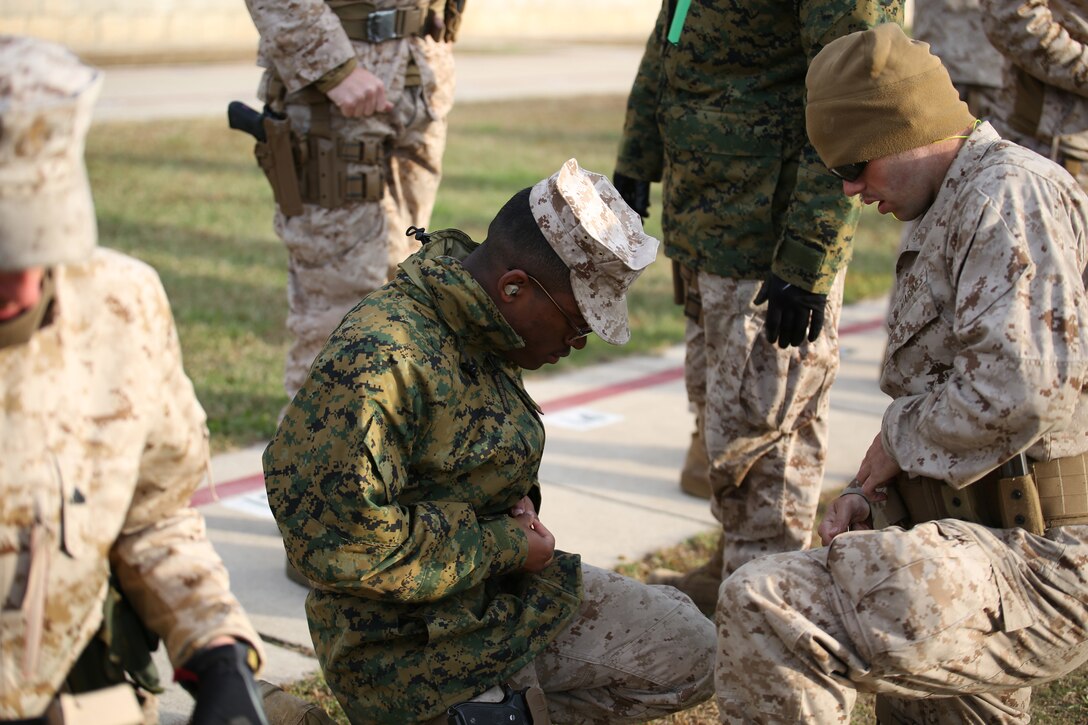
[263, 231, 582, 723]
[616, 0, 903, 293]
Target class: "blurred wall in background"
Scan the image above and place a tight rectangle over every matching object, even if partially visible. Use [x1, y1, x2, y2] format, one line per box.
[0, 0, 665, 64]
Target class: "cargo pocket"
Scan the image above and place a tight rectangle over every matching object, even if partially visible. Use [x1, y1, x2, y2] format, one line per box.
[827, 520, 1025, 677]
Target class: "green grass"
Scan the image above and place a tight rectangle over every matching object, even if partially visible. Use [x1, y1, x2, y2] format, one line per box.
[85, 95, 901, 451]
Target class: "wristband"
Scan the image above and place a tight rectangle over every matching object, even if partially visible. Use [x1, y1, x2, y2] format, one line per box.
[840, 482, 872, 519]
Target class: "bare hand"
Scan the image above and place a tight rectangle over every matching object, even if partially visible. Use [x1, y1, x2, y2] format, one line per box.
[855, 433, 901, 503]
[817, 432, 902, 545]
[509, 496, 537, 519]
[326, 67, 392, 117]
[817, 493, 872, 546]
[513, 513, 555, 573]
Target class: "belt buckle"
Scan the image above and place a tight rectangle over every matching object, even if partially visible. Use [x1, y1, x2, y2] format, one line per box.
[366, 9, 399, 42]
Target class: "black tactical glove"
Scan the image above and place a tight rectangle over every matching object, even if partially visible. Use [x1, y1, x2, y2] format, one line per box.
[612, 171, 651, 219]
[753, 273, 828, 348]
[177, 642, 269, 725]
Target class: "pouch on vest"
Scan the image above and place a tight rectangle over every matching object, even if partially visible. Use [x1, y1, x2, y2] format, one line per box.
[300, 133, 384, 208]
[997, 453, 1046, 535]
[1008, 66, 1045, 144]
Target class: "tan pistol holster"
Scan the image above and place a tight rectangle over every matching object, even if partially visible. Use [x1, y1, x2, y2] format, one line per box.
[255, 113, 305, 217]
[889, 452, 1088, 535]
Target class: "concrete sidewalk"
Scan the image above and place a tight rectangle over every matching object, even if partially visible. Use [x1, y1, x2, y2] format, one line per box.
[155, 296, 890, 722]
[93, 41, 646, 122]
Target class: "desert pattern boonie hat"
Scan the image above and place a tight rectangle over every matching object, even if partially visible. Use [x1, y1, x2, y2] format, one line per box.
[0, 35, 102, 271]
[529, 158, 659, 345]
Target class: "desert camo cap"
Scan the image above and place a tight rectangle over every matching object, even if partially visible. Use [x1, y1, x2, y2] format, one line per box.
[529, 158, 659, 345]
[0, 35, 101, 271]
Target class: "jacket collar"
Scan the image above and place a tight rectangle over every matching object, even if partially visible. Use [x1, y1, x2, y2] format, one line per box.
[398, 229, 526, 354]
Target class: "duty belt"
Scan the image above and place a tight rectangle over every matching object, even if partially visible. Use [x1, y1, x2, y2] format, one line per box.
[329, 2, 428, 42]
[895, 452, 1088, 534]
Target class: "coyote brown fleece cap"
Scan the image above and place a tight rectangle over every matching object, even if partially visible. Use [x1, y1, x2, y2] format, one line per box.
[805, 23, 974, 169]
[0, 35, 101, 271]
[529, 158, 659, 345]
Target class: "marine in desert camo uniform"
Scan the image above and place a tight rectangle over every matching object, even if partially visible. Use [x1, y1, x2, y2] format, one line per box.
[244, 0, 460, 400]
[715, 23, 1088, 724]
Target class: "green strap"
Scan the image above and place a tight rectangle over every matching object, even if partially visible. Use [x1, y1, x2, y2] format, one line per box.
[667, 0, 691, 44]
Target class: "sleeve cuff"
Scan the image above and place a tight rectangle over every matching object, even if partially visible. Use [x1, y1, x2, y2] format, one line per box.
[480, 517, 528, 576]
[315, 57, 358, 95]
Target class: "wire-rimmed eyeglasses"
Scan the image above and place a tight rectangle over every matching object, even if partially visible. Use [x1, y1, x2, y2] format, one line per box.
[525, 274, 593, 342]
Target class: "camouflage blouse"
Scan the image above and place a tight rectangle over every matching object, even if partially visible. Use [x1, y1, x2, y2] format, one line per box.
[1, 249, 261, 717]
[881, 123, 1088, 484]
[264, 231, 582, 723]
[616, 0, 903, 292]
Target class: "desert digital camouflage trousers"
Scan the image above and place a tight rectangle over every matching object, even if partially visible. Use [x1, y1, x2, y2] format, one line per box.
[715, 520, 1088, 724]
[429, 565, 715, 724]
[689, 271, 843, 577]
[275, 80, 449, 399]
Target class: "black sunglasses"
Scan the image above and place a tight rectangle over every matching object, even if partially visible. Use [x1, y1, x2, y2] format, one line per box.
[828, 161, 868, 182]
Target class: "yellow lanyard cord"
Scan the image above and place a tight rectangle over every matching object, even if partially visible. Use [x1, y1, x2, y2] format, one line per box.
[935, 118, 982, 143]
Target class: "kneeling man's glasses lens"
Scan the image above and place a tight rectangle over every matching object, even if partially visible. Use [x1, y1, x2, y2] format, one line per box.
[828, 161, 868, 182]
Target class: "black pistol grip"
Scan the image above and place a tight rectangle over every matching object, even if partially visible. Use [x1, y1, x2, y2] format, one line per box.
[227, 101, 267, 143]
